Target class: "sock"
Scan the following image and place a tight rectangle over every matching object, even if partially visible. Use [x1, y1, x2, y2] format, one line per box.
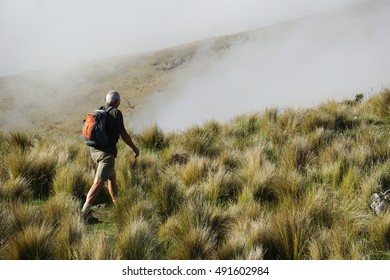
[81, 202, 91, 214]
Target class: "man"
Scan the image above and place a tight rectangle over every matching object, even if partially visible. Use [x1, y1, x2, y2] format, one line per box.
[81, 90, 139, 223]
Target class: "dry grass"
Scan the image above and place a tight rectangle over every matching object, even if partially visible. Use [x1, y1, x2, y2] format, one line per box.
[1, 89, 390, 260]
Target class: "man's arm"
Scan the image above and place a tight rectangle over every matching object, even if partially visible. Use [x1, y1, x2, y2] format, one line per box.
[120, 130, 139, 158]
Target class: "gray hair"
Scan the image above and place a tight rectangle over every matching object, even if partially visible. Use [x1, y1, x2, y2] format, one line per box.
[105, 90, 121, 105]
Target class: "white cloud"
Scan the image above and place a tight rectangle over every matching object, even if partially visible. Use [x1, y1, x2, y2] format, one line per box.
[0, 0, 367, 76]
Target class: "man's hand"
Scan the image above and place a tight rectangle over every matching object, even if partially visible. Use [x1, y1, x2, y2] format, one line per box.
[120, 130, 140, 158]
[133, 147, 140, 158]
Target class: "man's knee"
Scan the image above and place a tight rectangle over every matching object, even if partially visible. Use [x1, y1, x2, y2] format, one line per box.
[92, 177, 105, 189]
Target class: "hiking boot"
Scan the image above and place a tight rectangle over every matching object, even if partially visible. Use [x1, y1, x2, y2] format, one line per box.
[85, 215, 100, 225]
[80, 209, 99, 224]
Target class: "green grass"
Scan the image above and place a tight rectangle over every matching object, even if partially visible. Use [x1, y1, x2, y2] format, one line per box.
[1, 89, 390, 259]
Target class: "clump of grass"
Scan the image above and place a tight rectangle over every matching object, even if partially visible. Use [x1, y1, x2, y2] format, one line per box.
[308, 224, 367, 259]
[112, 198, 158, 231]
[317, 101, 360, 131]
[368, 88, 390, 119]
[281, 135, 316, 172]
[239, 148, 295, 205]
[6, 131, 35, 153]
[52, 164, 89, 199]
[303, 188, 336, 229]
[162, 146, 190, 165]
[39, 194, 84, 259]
[171, 226, 216, 260]
[0, 205, 13, 258]
[217, 150, 241, 172]
[278, 109, 304, 134]
[74, 232, 119, 260]
[42, 193, 81, 226]
[374, 162, 390, 192]
[228, 113, 262, 141]
[6, 150, 57, 199]
[6, 200, 42, 232]
[302, 108, 338, 132]
[181, 124, 220, 157]
[339, 166, 362, 197]
[367, 215, 390, 259]
[150, 176, 184, 219]
[55, 215, 84, 259]
[6, 223, 56, 259]
[159, 199, 231, 259]
[117, 218, 160, 260]
[217, 211, 267, 260]
[203, 168, 241, 205]
[0, 176, 33, 202]
[119, 150, 161, 195]
[181, 156, 208, 187]
[137, 123, 168, 151]
[262, 205, 314, 260]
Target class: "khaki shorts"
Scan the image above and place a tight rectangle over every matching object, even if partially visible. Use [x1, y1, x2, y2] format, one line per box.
[91, 151, 115, 181]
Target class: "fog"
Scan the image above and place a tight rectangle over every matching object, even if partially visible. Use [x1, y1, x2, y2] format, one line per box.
[131, 0, 390, 132]
[1, 0, 389, 133]
[1, 0, 364, 77]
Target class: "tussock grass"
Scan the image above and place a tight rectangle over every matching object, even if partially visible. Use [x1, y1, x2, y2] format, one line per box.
[203, 167, 241, 205]
[52, 164, 89, 199]
[159, 198, 232, 259]
[74, 232, 119, 260]
[2, 89, 390, 259]
[42, 193, 82, 226]
[118, 218, 160, 259]
[0, 176, 33, 202]
[181, 124, 221, 157]
[137, 123, 168, 151]
[6, 150, 56, 199]
[262, 205, 314, 259]
[281, 135, 316, 171]
[150, 176, 184, 219]
[6, 223, 56, 260]
[5, 131, 35, 153]
[5, 200, 43, 233]
[162, 146, 190, 165]
[368, 88, 390, 119]
[181, 156, 208, 187]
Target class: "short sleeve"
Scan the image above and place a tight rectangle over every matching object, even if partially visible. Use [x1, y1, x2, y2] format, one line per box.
[116, 110, 125, 133]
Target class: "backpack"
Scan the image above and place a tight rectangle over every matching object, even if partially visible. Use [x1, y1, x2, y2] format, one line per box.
[82, 106, 113, 147]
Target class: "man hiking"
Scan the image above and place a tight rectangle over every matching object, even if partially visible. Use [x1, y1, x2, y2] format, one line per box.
[81, 90, 139, 223]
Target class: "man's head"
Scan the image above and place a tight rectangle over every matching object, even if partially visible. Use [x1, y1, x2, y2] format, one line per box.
[105, 90, 121, 107]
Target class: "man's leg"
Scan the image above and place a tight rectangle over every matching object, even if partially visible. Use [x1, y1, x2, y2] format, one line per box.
[81, 151, 114, 220]
[107, 170, 118, 204]
[81, 177, 105, 218]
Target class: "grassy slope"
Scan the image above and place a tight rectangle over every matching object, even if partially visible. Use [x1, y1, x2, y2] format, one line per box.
[0, 89, 390, 260]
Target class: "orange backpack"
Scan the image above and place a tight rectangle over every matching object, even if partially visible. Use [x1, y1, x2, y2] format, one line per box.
[82, 106, 113, 147]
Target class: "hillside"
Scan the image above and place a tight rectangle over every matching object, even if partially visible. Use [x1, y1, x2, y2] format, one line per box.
[0, 89, 390, 260]
[0, 0, 390, 260]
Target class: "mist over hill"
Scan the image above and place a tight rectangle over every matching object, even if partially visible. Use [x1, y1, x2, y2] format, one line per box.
[0, 0, 389, 134]
[131, 0, 390, 132]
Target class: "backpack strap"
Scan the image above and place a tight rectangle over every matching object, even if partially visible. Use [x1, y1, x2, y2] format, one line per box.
[97, 105, 114, 112]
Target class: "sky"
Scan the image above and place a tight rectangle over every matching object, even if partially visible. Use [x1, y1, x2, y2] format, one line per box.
[0, 0, 365, 77]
